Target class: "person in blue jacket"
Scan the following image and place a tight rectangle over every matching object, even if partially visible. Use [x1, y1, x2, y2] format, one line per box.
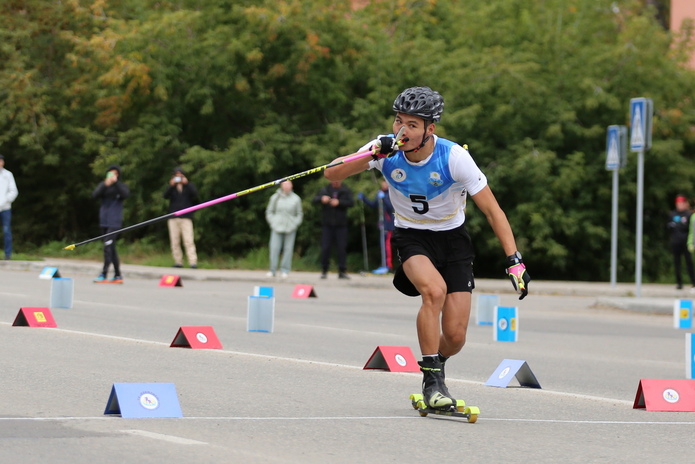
[92, 165, 130, 283]
[359, 179, 395, 273]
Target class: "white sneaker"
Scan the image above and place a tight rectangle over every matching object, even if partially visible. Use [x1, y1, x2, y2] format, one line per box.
[280, 272, 289, 279]
[265, 271, 275, 277]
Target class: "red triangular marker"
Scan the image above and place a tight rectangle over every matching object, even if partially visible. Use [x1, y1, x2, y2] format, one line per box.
[633, 379, 695, 411]
[291, 284, 317, 298]
[159, 275, 183, 287]
[363, 346, 420, 373]
[12, 307, 57, 328]
[170, 326, 222, 349]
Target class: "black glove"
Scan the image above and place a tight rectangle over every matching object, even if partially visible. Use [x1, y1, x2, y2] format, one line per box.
[505, 252, 530, 300]
[371, 136, 398, 159]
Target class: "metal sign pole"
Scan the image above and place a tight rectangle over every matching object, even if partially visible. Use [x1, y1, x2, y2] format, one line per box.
[635, 148, 644, 297]
[629, 97, 652, 298]
[611, 167, 619, 288]
[606, 125, 626, 288]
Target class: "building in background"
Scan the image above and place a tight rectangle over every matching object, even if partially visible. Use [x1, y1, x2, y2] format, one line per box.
[671, 0, 695, 68]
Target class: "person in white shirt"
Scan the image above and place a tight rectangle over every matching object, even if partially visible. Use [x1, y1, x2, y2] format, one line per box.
[0, 155, 19, 260]
[324, 86, 530, 410]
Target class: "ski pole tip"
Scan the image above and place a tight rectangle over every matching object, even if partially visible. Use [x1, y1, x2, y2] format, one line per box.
[64, 244, 76, 251]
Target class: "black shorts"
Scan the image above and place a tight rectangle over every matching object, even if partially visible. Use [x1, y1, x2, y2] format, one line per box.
[392, 223, 475, 296]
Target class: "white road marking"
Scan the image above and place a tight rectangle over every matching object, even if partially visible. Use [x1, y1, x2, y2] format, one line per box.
[0, 416, 693, 425]
[119, 429, 207, 445]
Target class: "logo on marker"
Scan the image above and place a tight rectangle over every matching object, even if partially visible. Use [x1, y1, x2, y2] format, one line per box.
[498, 318, 508, 331]
[663, 389, 680, 404]
[395, 354, 407, 367]
[196, 332, 208, 344]
[139, 392, 160, 410]
[499, 367, 510, 379]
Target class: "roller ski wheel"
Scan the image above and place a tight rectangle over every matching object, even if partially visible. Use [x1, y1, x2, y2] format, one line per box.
[464, 406, 480, 423]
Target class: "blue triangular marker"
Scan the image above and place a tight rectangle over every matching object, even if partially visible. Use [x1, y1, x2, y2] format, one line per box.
[104, 383, 183, 418]
[485, 359, 541, 388]
[39, 267, 61, 280]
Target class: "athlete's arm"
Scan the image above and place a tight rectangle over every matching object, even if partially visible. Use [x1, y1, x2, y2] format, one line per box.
[470, 185, 518, 256]
[325, 138, 380, 181]
[324, 152, 373, 181]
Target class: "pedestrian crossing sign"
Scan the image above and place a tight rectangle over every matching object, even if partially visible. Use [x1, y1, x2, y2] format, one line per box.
[629, 97, 653, 152]
[605, 125, 627, 171]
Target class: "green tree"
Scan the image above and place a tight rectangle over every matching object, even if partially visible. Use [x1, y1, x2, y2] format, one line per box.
[2, 0, 695, 283]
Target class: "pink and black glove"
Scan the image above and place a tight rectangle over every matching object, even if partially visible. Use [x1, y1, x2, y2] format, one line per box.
[505, 251, 530, 300]
[371, 136, 399, 160]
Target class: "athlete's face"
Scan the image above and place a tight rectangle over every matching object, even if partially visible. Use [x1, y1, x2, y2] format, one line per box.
[393, 113, 435, 151]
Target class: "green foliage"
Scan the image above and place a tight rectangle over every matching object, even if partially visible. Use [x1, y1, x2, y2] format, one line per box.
[2, 0, 695, 282]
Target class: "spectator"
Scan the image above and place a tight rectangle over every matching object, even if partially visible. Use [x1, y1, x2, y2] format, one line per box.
[265, 180, 303, 278]
[359, 179, 394, 273]
[669, 195, 695, 290]
[164, 167, 199, 269]
[92, 165, 129, 283]
[0, 155, 18, 260]
[313, 180, 354, 279]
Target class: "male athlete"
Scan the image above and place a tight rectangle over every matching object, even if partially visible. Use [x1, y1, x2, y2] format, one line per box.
[325, 86, 530, 409]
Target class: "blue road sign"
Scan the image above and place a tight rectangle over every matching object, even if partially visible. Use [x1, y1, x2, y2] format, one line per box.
[630, 98, 653, 152]
[606, 125, 628, 171]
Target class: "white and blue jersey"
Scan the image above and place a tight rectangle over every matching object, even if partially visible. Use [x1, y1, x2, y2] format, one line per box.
[364, 135, 487, 231]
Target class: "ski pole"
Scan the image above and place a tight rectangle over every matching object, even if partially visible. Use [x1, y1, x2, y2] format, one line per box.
[63, 139, 396, 251]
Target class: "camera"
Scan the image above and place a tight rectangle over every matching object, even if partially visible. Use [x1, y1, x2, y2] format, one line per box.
[173, 176, 182, 183]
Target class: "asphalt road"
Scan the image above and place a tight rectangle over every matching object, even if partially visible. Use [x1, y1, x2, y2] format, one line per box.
[1, 264, 694, 464]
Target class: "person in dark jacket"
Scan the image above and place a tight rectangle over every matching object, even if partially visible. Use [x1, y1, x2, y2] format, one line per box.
[163, 167, 199, 268]
[668, 195, 695, 290]
[92, 165, 130, 283]
[313, 180, 354, 279]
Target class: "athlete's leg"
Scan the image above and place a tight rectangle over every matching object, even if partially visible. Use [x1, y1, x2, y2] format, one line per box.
[403, 255, 447, 356]
[438, 291, 472, 358]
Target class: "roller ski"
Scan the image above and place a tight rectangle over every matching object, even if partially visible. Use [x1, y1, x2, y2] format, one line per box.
[409, 394, 479, 423]
[93, 274, 123, 284]
[411, 359, 479, 423]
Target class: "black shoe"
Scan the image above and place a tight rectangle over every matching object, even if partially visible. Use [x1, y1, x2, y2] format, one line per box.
[173, 264, 183, 268]
[338, 272, 350, 280]
[419, 359, 455, 409]
[190, 264, 197, 269]
[320, 272, 327, 279]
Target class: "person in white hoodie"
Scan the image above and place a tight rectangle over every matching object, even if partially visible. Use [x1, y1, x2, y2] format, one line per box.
[0, 155, 18, 260]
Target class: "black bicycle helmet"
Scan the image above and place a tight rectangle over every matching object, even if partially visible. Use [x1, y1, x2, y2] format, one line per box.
[392, 86, 444, 122]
